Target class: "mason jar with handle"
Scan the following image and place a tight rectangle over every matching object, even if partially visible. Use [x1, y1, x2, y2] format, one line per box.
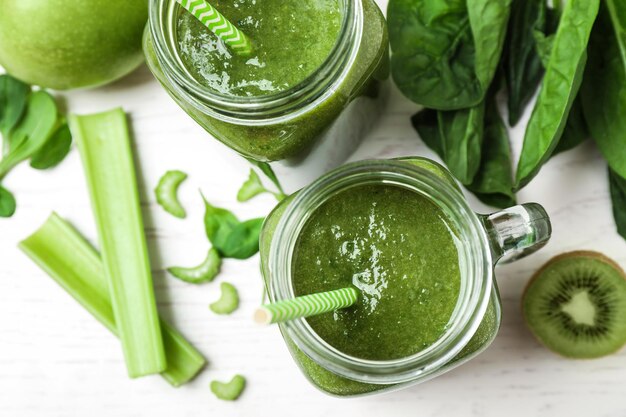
[143, 0, 389, 191]
[259, 157, 551, 396]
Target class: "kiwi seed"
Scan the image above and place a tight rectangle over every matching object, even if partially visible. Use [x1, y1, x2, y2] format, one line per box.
[522, 251, 626, 359]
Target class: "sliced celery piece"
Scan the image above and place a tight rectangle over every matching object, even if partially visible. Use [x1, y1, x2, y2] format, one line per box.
[155, 170, 188, 219]
[70, 108, 165, 377]
[167, 247, 222, 284]
[19, 213, 206, 387]
[210, 282, 240, 315]
[211, 375, 246, 401]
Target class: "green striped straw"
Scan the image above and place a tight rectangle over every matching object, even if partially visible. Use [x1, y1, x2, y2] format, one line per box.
[176, 0, 254, 56]
[254, 287, 359, 325]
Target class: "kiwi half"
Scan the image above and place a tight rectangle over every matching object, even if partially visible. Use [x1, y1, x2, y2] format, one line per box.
[522, 251, 626, 359]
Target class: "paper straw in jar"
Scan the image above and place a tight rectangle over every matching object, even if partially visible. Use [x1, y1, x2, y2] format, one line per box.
[254, 287, 359, 325]
[176, 0, 254, 56]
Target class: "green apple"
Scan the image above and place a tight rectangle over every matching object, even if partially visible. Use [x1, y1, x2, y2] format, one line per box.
[0, 0, 148, 90]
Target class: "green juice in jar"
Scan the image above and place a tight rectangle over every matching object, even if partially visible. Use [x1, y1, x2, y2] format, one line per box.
[260, 158, 502, 396]
[144, 0, 389, 164]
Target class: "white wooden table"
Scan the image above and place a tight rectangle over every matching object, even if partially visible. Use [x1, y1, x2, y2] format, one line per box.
[2, 2, 625, 415]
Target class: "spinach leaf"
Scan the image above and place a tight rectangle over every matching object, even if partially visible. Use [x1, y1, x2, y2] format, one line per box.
[0, 91, 57, 179]
[505, 0, 547, 126]
[202, 194, 240, 246]
[30, 122, 72, 169]
[389, 0, 511, 110]
[533, 31, 555, 68]
[412, 102, 484, 185]
[581, 0, 626, 179]
[0, 75, 30, 140]
[217, 218, 264, 260]
[412, 109, 442, 155]
[467, 97, 516, 208]
[532, 5, 561, 68]
[609, 168, 626, 241]
[0, 185, 16, 218]
[467, 0, 513, 98]
[237, 169, 267, 202]
[245, 158, 285, 196]
[437, 103, 485, 184]
[515, 0, 600, 190]
[237, 168, 285, 202]
[552, 96, 588, 156]
[202, 194, 264, 259]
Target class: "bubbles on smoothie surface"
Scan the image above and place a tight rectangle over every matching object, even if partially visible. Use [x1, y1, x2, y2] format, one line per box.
[292, 184, 462, 360]
[176, 0, 342, 97]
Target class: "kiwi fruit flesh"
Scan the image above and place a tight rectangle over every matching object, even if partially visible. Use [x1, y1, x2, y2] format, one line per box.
[522, 251, 626, 359]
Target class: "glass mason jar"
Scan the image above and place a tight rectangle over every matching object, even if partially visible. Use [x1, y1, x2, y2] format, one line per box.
[259, 158, 551, 396]
[143, 0, 389, 185]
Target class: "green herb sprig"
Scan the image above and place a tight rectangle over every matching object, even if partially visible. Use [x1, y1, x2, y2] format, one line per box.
[0, 74, 73, 217]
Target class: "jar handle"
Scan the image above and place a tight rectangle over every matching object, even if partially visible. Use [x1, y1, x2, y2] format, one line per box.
[480, 203, 551, 264]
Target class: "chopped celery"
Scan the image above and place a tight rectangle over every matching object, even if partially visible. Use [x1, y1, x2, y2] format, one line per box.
[211, 375, 246, 401]
[70, 108, 165, 377]
[210, 282, 239, 315]
[167, 247, 222, 284]
[155, 170, 188, 218]
[19, 213, 206, 387]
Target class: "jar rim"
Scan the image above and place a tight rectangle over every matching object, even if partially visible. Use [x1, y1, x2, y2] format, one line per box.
[267, 159, 494, 384]
[147, 0, 362, 123]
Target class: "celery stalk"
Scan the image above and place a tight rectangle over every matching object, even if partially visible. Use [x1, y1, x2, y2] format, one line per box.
[69, 109, 166, 377]
[19, 213, 206, 387]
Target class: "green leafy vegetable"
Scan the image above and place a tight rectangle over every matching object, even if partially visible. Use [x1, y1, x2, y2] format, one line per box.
[202, 194, 264, 260]
[30, 122, 72, 169]
[203, 195, 240, 243]
[155, 170, 188, 218]
[210, 375, 246, 401]
[0, 76, 72, 217]
[438, 103, 484, 185]
[505, 0, 547, 126]
[210, 282, 240, 315]
[217, 218, 264, 259]
[237, 169, 270, 202]
[413, 91, 516, 208]
[70, 108, 166, 378]
[0, 185, 16, 217]
[581, 0, 626, 179]
[412, 109, 441, 154]
[245, 158, 286, 197]
[389, 0, 511, 110]
[412, 102, 484, 185]
[467, 0, 513, 94]
[168, 247, 222, 284]
[533, 31, 555, 68]
[0, 74, 30, 140]
[0, 90, 57, 179]
[609, 169, 626, 241]
[19, 213, 206, 387]
[467, 97, 516, 208]
[552, 97, 589, 156]
[515, 0, 600, 190]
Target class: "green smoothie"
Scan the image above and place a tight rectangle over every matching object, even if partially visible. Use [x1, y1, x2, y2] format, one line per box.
[143, 0, 389, 161]
[259, 158, 501, 396]
[293, 184, 461, 360]
[177, 0, 341, 97]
